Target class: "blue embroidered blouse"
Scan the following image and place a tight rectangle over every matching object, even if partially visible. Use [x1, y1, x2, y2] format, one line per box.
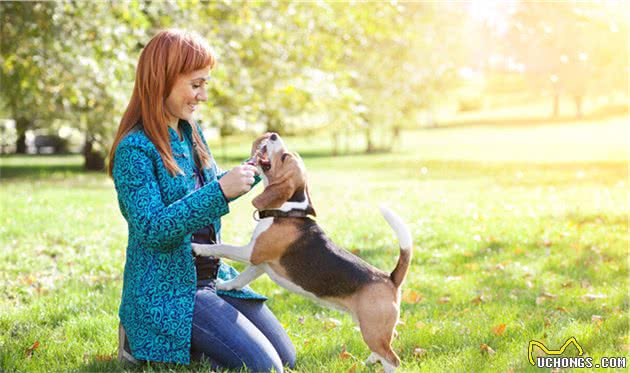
[112, 120, 265, 364]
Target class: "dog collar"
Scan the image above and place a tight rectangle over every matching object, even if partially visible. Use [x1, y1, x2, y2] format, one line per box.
[255, 209, 313, 220]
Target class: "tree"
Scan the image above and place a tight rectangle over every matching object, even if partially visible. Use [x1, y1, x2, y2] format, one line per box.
[505, 1, 629, 118]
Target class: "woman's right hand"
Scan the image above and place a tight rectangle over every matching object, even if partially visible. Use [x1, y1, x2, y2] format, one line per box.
[218, 164, 259, 200]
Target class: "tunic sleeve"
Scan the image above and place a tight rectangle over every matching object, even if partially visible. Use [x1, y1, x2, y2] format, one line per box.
[113, 143, 229, 251]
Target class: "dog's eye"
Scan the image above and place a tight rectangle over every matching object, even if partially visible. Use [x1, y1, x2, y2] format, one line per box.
[281, 153, 290, 162]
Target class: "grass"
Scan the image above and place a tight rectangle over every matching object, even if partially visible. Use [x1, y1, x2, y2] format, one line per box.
[0, 117, 628, 372]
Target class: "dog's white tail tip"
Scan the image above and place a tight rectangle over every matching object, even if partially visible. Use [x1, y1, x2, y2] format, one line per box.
[379, 205, 412, 250]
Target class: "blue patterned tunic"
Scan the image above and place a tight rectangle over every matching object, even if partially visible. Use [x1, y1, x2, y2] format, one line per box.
[112, 120, 265, 364]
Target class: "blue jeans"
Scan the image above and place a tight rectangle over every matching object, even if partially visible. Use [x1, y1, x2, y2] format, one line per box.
[190, 279, 296, 372]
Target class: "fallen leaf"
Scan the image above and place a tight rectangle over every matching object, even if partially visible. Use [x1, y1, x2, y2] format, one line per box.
[561, 282, 573, 288]
[492, 323, 506, 336]
[544, 317, 551, 327]
[514, 247, 524, 255]
[403, 290, 423, 304]
[591, 315, 603, 328]
[541, 292, 557, 299]
[471, 295, 487, 305]
[25, 341, 40, 358]
[438, 296, 451, 304]
[339, 345, 355, 360]
[556, 307, 568, 313]
[415, 321, 426, 329]
[536, 292, 557, 305]
[347, 363, 357, 373]
[413, 347, 427, 358]
[543, 239, 552, 247]
[480, 343, 496, 355]
[95, 354, 113, 361]
[324, 318, 342, 330]
[350, 248, 361, 255]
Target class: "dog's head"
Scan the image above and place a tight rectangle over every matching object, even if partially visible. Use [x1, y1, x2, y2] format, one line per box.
[252, 133, 315, 215]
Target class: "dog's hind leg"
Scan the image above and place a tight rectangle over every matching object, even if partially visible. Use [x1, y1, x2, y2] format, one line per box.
[356, 286, 401, 371]
[217, 265, 264, 291]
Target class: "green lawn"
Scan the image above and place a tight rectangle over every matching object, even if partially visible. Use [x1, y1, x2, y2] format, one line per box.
[1, 118, 628, 372]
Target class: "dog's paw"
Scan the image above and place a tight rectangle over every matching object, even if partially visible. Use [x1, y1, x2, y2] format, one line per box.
[216, 281, 243, 291]
[191, 243, 211, 256]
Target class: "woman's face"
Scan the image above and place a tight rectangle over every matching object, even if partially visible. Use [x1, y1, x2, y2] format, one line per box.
[165, 66, 211, 125]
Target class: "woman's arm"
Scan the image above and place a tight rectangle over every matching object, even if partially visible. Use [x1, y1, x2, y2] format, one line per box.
[113, 143, 229, 251]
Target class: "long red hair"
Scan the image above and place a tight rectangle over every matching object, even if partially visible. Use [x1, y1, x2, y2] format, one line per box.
[108, 29, 215, 176]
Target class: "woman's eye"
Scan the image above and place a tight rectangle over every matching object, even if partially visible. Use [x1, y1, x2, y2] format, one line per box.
[193, 84, 201, 89]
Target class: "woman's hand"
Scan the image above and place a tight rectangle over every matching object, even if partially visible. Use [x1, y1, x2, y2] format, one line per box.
[218, 164, 259, 200]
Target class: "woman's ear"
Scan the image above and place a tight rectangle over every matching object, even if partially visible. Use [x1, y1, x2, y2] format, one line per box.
[252, 181, 295, 210]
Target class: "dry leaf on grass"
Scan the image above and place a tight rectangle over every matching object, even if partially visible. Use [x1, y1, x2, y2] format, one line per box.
[438, 296, 451, 304]
[492, 323, 507, 336]
[413, 347, 427, 358]
[25, 341, 40, 358]
[402, 289, 423, 304]
[591, 315, 603, 328]
[324, 318, 342, 330]
[536, 292, 557, 305]
[480, 343, 496, 355]
[339, 345, 355, 360]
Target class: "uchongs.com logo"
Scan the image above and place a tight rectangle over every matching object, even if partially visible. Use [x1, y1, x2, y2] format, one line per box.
[528, 337, 626, 369]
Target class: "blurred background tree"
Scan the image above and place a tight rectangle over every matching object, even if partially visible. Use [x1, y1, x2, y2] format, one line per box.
[1, 0, 627, 169]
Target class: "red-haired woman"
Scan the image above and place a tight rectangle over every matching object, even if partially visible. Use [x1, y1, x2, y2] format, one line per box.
[108, 29, 295, 372]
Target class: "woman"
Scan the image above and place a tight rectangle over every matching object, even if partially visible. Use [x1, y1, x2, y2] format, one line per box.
[108, 29, 295, 372]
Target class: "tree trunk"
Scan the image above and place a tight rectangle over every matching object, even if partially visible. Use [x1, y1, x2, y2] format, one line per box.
[552, 93, 560, 118]
[15, 117, 31, 154]
[365, 127, 373, 153]
[83, 135, 105, 171]
[574, 95, 583, 119]
[332, 132, 339, 156]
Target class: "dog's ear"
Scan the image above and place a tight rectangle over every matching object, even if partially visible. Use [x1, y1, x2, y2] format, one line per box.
[305, 183, 316, 217]
[253, 180, 295, 210]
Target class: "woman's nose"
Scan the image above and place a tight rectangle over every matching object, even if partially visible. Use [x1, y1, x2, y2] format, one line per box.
[196, 90, 207, 102]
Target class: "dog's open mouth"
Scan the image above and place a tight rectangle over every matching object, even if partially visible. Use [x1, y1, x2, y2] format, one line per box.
[257, 144, 271, 172]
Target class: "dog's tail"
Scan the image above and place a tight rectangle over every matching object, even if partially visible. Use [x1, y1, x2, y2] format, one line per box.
[379, 206, 413, 288]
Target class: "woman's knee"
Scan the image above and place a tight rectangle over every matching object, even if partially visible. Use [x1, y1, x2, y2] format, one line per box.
[240, 346, 284, 373]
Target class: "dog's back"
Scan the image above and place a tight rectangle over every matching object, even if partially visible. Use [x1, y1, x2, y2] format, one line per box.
[278, 218, 390, 298]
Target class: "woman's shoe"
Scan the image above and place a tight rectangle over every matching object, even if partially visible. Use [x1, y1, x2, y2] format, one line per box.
[117, 323, 140, 365]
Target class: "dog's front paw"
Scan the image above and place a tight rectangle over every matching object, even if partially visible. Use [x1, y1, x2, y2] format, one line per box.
[192, 243, 212, 257]
[216, 280, 243, 291]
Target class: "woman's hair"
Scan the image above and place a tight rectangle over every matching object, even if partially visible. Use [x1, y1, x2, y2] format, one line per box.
[108, 29, 215, 176]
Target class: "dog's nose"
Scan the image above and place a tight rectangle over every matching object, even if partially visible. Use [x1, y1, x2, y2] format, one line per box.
[270, 133, 277, 141]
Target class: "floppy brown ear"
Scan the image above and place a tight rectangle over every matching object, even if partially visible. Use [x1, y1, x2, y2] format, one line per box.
[252, 181, 295, 210]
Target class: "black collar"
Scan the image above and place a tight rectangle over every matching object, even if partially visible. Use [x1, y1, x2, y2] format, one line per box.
[256, 209, 313, 220]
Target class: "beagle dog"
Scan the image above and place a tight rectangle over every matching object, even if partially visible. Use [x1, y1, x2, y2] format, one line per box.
[193, 133, 412, 372]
